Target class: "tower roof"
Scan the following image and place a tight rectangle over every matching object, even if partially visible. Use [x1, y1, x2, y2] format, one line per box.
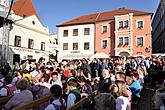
[12, 0, 38, 18]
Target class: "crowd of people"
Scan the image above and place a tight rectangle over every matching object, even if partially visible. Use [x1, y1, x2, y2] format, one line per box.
[0, 56, 165, 110]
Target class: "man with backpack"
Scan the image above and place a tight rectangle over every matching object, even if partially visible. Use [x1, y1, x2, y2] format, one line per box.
[67, 79, 81, 109]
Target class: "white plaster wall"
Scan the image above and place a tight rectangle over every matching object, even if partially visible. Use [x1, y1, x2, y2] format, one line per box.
[57, 24, 95, 60]
[8, 15, 50, 65]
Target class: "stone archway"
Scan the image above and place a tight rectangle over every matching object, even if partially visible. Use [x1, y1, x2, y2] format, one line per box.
[119, 51, 130, 57]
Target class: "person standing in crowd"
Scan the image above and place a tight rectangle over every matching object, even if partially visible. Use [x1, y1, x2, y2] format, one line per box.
[48, 72, 62, 88]
[77, 76, 93, 110]
[5, 79, 33, 110]
[129, 70, 141, 102]
[45, 84, 66, 110]
[115, 80, 130, 110]
[98, 69, 111, 93]
[81, 58, 92, 81]
[67, 79, 81, 109]
[0, 76, 16, 97]
[90, 58, 100, 78]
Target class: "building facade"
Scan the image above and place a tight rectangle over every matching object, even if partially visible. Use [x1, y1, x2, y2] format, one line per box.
[152, 0, 165, 53]
[8, 14, 50, 65]
[57, 24, 95, 61]
[57, 8, 152, 60]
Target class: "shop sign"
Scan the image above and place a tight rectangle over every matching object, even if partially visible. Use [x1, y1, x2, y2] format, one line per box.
[13, 47, 33, 52]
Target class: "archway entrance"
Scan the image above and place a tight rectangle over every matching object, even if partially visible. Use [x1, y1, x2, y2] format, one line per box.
[119, 51, 130, 57]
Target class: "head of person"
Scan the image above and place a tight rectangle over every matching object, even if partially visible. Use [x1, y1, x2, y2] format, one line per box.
[77, 76, 86, 87]
[4, 76, 12, 85]
[69, 70, 76, 77]
[16, 78, 29, 91]
[51, 72, 58, 81]
[67, 79, 78, 91]
[81, 58, 88, 64]
[102, 69, 110, 78]
[115, 72, 125, 81]
[115, 80, 128, 97]
[125, 76, 133, 86]
[50, 84, 62, 99]
[131, 69, 139, 81]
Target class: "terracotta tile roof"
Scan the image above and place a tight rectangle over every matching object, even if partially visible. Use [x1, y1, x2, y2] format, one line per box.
[12, 0, 38, 18]
[57, 8, 152, 27]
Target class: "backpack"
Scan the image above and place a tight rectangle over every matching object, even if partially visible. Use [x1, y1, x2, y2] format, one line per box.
[52, 102, 66, 110]
[0, 85, 16, 96]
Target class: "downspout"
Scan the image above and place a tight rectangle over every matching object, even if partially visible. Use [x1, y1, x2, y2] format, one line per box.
[94, 12, 101, 54]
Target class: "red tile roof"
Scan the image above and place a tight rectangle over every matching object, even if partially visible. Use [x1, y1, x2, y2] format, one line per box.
[57, 8, 152, 27]
[12, 0, 38, 18]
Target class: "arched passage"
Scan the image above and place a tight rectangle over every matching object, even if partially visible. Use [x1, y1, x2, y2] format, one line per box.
[119, 51, 130, 57]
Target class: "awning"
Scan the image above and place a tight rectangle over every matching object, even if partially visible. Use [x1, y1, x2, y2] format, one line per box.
[60, 54, 93, 60]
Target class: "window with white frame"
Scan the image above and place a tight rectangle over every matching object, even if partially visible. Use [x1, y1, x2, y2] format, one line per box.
[73, 43, 78, 50]
[41, 42, 45, 51]
[84, 42, 90, 50]
[28, 39, 34, 49]
[102, 25, 108, 33]
[73, 29, 78, 36]
[137, 21, 144, 29]
[124, 20, 128, 28]
[63, 30, 68, 37]
[118, 37, 129, 46]
[119, 37, 123, 45]
[137, 37, 144, 46]
[119, 21, 123, 29]
[102, 40, 108, 48]
[124, 37, 129, 45]
[119, 20, 129, 29]
[63, 43, 68, 50]
[14, 36, 21, 47]
[84, 28, 90, 35]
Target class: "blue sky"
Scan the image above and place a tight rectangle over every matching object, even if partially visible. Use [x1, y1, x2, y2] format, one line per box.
[32, 0, 159, 33]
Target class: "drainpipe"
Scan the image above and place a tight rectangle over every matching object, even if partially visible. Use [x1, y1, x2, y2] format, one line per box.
[94, 12, 101, 54]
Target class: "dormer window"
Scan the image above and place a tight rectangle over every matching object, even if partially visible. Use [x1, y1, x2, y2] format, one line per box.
[32, 21, 35, 25]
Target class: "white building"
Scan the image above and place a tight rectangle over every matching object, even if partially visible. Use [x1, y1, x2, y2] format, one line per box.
[57, 24, 95, 61]
[8, 14, 50, 65]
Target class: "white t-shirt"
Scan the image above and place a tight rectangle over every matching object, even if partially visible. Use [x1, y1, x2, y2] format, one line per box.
[116, 96, 130, 110]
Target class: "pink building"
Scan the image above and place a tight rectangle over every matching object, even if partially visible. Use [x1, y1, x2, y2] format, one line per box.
[57, 8, 152, 58]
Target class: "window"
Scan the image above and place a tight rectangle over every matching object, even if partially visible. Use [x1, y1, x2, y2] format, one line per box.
[63, 30, 68, 37]
[73, 29, 78, 36]
[124, 37, 129, 45]
[84, 42, 90, 50]
[102, 40, 108, 48]
[28, 39, 34, 49]
[63, 43, 68, 50]
[73, 43, 78, 50]
[137, 37, 143, 46]
[84, 28, 90, 35]
[41, 42, 45, 51]
[119, 21, 123, 29]
[119, 37, 123, 45]
[137, 21, 144, 28]
[102, 26, 108, 33]
[124, 20, 128, 28]
[14, 36, 21, 47]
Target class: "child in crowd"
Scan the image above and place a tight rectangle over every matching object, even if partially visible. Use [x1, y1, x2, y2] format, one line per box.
[67, 79, 81, 109]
